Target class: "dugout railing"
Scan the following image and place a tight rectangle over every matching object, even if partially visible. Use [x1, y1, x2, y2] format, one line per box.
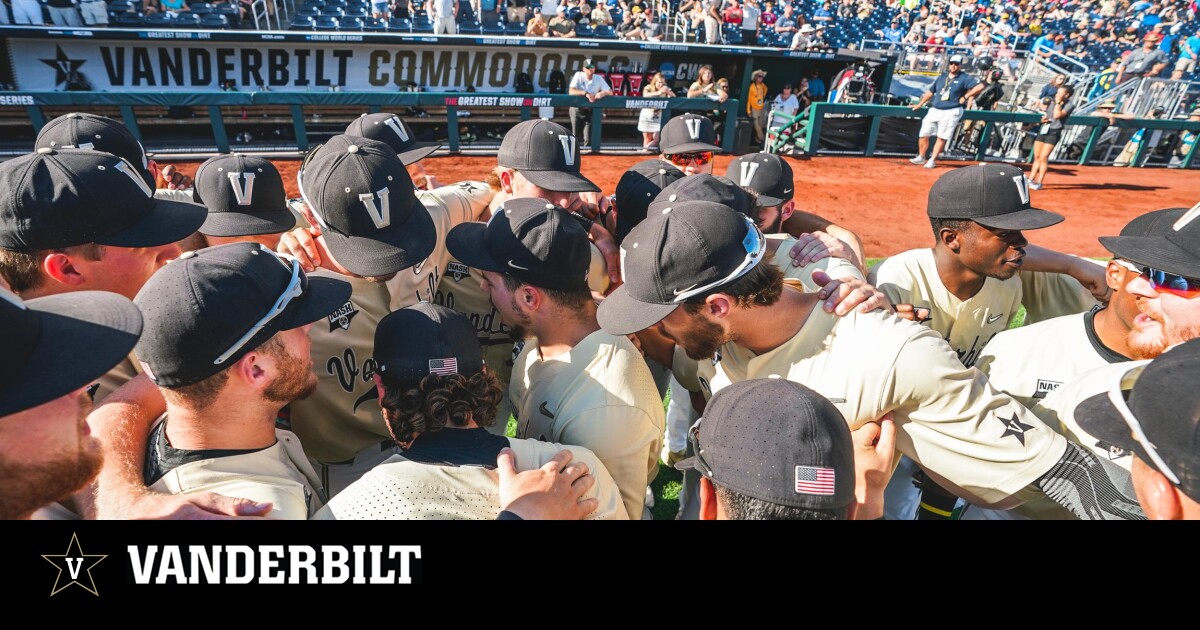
[796, 101, 1200, 169]
[1, 92, 740, 155]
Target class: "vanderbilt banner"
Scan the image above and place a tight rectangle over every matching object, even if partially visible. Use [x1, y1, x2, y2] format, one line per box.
[10, 39, 651, 92]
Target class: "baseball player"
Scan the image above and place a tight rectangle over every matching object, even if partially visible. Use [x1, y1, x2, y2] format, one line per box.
[909, 53, 983, 168]
[189, 154, 298, 251]
[0, 148, 206, 402]
[1075, 337, 1200, 520]
[314, 302, 627, 520]
[344, 113, 442, 190]
[0, 287, 142, 520]
[597, 200, 1144, 520]
[1031, 204, 1200, 476]
[447, 198, 665, 519]
[134, 243, 352, 520]
[658, 113, 722, 176]
[677, 379, 897, 521]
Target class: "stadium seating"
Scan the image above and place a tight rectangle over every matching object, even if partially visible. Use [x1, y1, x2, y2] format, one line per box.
[389, 17, 413, 30]
[290, 14, 316, 29]
[341, 16, 364, 29]
[189, 1, 213, 15]
[505, 20, 525, 35]
[174, 10, 201, 26]
[314, 15, 339, 30]
[114, 11, 145, 26]
[363, 16, 388, 31]
[593, 24, 616, 39]
[213, 3, 241, 27]
[144, 11, 174, 26]
[481, 18, 505, 35]
[576, 23, 594, 38]
[200, 13, 229, 28]
[412, 15, 433, 32]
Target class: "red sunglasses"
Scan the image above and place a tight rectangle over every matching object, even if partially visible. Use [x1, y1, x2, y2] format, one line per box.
[668, 151, 714, 167]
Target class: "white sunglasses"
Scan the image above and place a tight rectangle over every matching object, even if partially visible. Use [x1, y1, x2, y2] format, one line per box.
[213, 245, 305, 366]
[1106, 362, 1182, 485]
[671, 215, 766, 303]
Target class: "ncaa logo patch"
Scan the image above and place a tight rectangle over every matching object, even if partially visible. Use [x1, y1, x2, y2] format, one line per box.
[327, 301, 360, 332]
[448, 261, 470, 282]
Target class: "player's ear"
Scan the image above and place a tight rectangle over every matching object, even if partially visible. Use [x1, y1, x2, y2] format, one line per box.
[498, 168, 516, 194]
[42, 252, 87, 287]
[705, 293, 734, 319]
[1105, 259, 1126, 291]
[1137, 459, 1184, 520]
[699, 477, 720, 520]
[780, 200, 796, 223]
[938, 226, 961, 252]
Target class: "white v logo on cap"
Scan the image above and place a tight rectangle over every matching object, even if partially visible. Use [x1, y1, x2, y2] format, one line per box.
[1012, 174, 1030, 205]
[114, 158, 154, 198]
[359, 188, 392, 229]
[383, 116, 411, 143]
[685, 118, 703, 140]
[739, 161, 761, 187]
[558, 134, 577, 166]
[227, 172, 256, 206]
[1173, 201, 1200, 231]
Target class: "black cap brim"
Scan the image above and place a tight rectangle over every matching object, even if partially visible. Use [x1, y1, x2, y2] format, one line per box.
[1099, 235, 1200, 278]
[275, 275, 354, 331]
[1, 292, 142, 416]
[199, 210, 297, 237]
[397, 143, 440, 166]
[519, 169, 601, 193]
[445, 222, 506, 273]
[95, 197, 209, 248]
[973, 207, 1064, 231]
[674, 455, 700, 472]
[755, 194, 787, 208]
[1074, 391, 1149, 465]
[662, 142, 722, 155]
[319, 204, 437, 278]
[596, 285, 681, 336]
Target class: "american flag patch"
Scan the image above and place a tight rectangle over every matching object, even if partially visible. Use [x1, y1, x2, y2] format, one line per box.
[795, 465, 835, 495]
[428, 358, 458, 375]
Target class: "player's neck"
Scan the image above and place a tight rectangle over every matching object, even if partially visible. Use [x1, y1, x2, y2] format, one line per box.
[729, 286, 813, 355]
[932, 247, 987, 301]
[1092, 307, 1136, 359]
[163, 396, 280, 452]
[532, 307, 601, 359]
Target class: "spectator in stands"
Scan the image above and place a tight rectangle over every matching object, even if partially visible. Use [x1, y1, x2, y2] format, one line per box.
[879, 17, 906, 44]
[774, 3, 798, 36]
[678, 0, 705, 33]
[687, 64, 724, 100]
[589, 1, 612, 25]
[76, 0, 107, 25]
[747, 69, 768, 144]
[1118, 34, 1170, 83]
[391, 0, 415, 19]
[796, 77, 813, 112]
[721, 0, 741, 25]
[741, 0, 760, 44]
[526, 6, 549, 35]
[642, 8, 662, 40]
[11, 0, 44, 23]
[807, 69, 827, 100]
[640, 71, 675, 150]
[568, 58, 612, 147]
[428, 0, 458, 34]
[506, 0, 527, 22]
[759, 0, 776, 29]
[617, 9, 644, 38]
[703, 0, 721, 44]
[1173, 25, 1200, 80]
[791, 23, 815, 49]
[1170, 106, 1200, 166]
[46, 0, 82, 25]
[1037, 74, 1067, 110]
[771, 83, 800, 118]
[1032, 30, 1066, 60]
[549, 5, 577, 35]
[813, 0, 834, 22]
[810, 23, 829, 49]
[567, 0, 590, 17]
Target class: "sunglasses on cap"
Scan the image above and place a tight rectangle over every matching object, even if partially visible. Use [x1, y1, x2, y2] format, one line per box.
[214, 245, 309, 365]
[668, 151, 714, 167]
[1107, 363, 1181, 485]
[687, 417, 715, 479]
[672, 214, 765, 302]
[1114, 259, 1200, 299]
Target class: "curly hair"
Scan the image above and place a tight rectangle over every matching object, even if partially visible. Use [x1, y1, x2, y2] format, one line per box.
[379, 370, 502, 445]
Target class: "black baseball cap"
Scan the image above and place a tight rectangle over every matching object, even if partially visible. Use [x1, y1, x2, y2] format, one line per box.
[659, 113, 722, 155]
[614, 159, 685, 242]
[345, 113, 441, 166]
[675, 379, 856, 512]
[498, 119, 600, 193]
[1100, 205, 1200, 278]
[597, 200, 765, 335]
[193, 154, 296, 237]
[648, 174, 752, 217]
[134, 242, 351, 388]
[1076, 338, 1200, 503]
[725, 152, 794, 207]
[298, 134, 432, 278]
[0, 288, 142, 417]
[446, 197, 591, 292]
[1119, 207, 1187, 238]
[35, 112, 155, 189]
[927, 163, 1063, 230]
[0, 148, 207, 252]
[375, 302, 485, 386]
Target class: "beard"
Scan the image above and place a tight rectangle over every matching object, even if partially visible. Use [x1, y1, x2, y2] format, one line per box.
[264, 350, 318, 404]
[0, 397, 102, 519]
[505, 296, 535, 342]
[677, 316, 729, 362]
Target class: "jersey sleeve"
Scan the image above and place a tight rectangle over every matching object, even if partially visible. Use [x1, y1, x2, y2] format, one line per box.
[882, 326, 1069, 505]
[556, 406, 662, 519]
[181, 481, 312, 520]
[587, 242, 610, 294]
[1018, 268, 1099, 325]
[868, 257, 915, 307]
[420, 181, 493, 229]
[511, 442, 631, 521]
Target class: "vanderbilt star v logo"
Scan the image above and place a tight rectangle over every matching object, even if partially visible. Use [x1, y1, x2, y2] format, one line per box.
[999, 413, 1035, 446]
[43, 533, 106, 596]
[39, 46, 87, 90]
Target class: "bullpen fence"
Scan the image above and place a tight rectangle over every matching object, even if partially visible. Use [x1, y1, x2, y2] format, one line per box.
[0, 91, 740, 155]
[797, 102, 1200, 169]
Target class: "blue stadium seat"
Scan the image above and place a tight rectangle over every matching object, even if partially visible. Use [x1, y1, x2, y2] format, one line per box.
[320, 7, 344, 17]
[290, 15, 315, 28]
[343, 6, 367, 19]
[297, 6, 319, 17]
[341, 16, 364, 29]
[189, 1, 213, 15]
[363, 16, 387, 30]
[576, 23, 593, 37]
[482, 19, 505, 34]
[200, 13, 229, 28]
[505, 21, 524, 35]
[213, 3, 240, 27]
[389, 17, 412, 30]
[412, 16, 433, 31]
[302, 0, 325, 8]
[314, 15, 339, 29]
[460, 19, 482, 33]
[174, 10, 201, 26]
[567, 6, 581, 21]
[114, 11, 145, 26]
[144, 11, 173, 26]
[593, 24, 616, 39]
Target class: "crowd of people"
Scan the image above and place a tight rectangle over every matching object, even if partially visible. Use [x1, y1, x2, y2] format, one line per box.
[3, 104, 1200, 522]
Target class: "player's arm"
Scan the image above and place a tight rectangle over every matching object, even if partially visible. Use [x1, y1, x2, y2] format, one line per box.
[495, 448, 599, 520]
[558, 407, 661, 519]
[851, 414, 896, 520]
[962, 81, 985, 105]
[86, 374, 272, 519]
[783, 211, 866, 272]
[1019, 245, 1110, 302]
[911, 90, 933, 110]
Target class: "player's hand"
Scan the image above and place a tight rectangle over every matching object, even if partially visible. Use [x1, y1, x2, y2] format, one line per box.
[1071, 258, 1113, 303]
[129, 491, 273, 520]
[910, 103, 922, 111]
[812, 269, 893, 315]
[852, 413, 896, 521]
[157, 163, 193, 190]
[277, 227, 323, 272]
[589, 222, 623, 285]
[894, 303, 932, 323]
[497, 448, 597, 520]
[788, 231, 851, 267]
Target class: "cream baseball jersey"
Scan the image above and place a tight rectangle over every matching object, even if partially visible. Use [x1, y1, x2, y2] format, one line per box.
[871, 248, 1097, 367]
[147, 421, 325, 520]
[312, 438, 629, 520]
[678, 280, 1068, 505]
[976, 308, 1129, 409]
[289, 272, 392, 464]
[384, 181, 493, 311]
[1032, 360, 1149, 472]
[511, 330, 665, 518]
